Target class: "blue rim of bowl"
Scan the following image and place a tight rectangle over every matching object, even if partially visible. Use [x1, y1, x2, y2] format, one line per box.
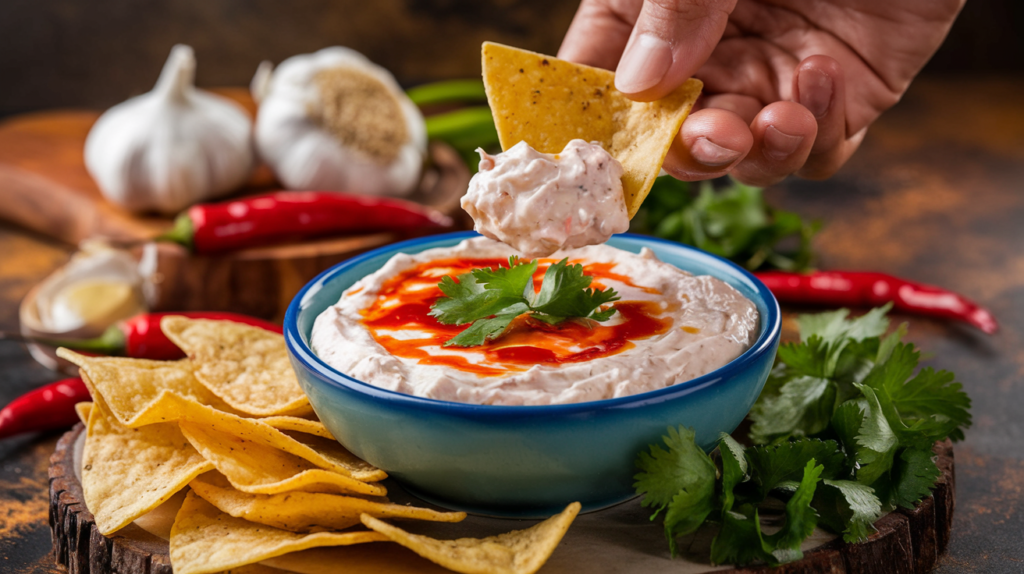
[284, 231, 781, 418]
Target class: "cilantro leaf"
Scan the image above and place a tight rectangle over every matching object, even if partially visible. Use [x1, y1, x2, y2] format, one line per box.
[888, 447, 942, 509]
[748, 375, 836, 444]
[861, 343, 972, 446]
[633, 426, 717, 556]
[745, 439, 846, 501]
[662, 478, 716, 557]
[530, 258, 620, 318]
[852, 385, 900, 485]
[813, 479, 883, 542]
[470, 256, 537, 297]
[764, 460, 823, 563]
[442, 308, 527, 347]
[830, 399, 895, 486]
[430, 257, 619, 347]
[796, 304, 891, 346]
[718, 433, 748, 513]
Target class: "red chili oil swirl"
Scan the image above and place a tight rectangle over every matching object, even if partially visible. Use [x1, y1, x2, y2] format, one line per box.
[358, 257, 673, 376]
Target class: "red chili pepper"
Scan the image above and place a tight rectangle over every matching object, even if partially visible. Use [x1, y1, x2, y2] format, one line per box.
[38, 311, 282, 360]
[158, 191, 454, 254]
[0, 378, 91, 440]
[754, 270, 998, 334]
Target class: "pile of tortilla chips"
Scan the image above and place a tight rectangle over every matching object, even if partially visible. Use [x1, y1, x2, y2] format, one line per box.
[58, 316, 579, 574]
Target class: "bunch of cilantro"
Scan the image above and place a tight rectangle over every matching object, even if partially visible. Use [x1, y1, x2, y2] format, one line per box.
[629, 175, 819, 271]
[634, 304, 971, 566]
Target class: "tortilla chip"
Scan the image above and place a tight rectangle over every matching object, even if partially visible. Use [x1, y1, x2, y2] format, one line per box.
[75, 401, 93, 424]
[481, 42, 701, 218]
[160, 316, 312, 417]
[83, 400, 214, 534]
[278, 431, 383, 481]
[260, 416, 335, 440]
[172, 400, 385, 482]
[179, 420, 386, 497]
[191, 473, 464, 533]
[57, 349, 236, 426]
[170, 491, 388, 574]
[360, 502, 581, 574]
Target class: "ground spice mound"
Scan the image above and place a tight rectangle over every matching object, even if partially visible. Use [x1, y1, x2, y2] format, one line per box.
[314, 67, 408, 165]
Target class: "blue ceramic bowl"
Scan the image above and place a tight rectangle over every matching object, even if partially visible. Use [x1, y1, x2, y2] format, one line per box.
[285, 232, 780, 517]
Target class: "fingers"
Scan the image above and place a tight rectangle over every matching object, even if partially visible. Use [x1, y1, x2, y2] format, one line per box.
[662, 108, 752, 181]
[614, 0, 737, 101]
[731, 101, 818, 187]
[792, 55, 855, 180]
[699, 93, 762, 124]
[558, 0, 640, 70]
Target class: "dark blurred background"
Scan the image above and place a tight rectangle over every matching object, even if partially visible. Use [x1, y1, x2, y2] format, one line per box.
[1, 0, 1022, 118]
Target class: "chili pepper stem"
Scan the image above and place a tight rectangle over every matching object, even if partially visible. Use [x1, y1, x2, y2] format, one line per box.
[35, 324, 127, 355]
[155, 212, 194, 250]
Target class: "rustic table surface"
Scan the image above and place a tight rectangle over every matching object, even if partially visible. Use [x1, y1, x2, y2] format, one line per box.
[1, 76, 1022, 573]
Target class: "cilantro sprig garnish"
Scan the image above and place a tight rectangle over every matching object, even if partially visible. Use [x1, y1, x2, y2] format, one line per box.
[429, 256, 620, 347]
[634, 305, 971, 566]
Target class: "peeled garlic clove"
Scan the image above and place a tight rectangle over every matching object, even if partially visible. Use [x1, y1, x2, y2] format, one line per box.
[31, 241, 147, 334]
[85, 44, 255, 214]
[255, 47, 426, 197]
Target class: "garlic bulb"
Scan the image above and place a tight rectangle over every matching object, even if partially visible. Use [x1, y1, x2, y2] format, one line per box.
[85, 44, 254, 214]
[255, 47, 426, 197]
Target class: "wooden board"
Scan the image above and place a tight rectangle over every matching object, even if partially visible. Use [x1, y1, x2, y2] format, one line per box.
[2, 97, 472, 322]
[49, 424, 956, 574]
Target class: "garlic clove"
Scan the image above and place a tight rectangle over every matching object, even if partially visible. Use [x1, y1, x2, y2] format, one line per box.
[255, 47, 426, 197]
[85, 44, 255, 214]
[250, 60, 274, 105]
[30, 242, 147, 334]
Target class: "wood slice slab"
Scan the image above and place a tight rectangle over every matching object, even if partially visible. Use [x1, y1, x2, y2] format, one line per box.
[49, 425, 956, 574]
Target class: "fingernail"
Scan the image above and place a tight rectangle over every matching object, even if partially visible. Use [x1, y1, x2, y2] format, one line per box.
[763, 126, 804, 161]
[691, 137, 743, 167]
[798, 68, 833, 119]
[615, 33, 672, 94]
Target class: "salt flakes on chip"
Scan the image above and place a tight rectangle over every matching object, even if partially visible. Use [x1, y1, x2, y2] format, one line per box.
[170, 491, 388, 574]
[160, 316, 313, 417]
[190, 473, 465, 533]
[83, 400, 214, 534]
[360, 502, 581, 574]
[481, 41, 701, 218]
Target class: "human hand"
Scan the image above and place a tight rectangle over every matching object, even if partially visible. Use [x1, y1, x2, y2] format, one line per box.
[558, 0, 964, 185]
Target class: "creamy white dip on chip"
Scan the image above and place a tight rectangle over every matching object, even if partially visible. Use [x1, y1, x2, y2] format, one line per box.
[311, 238, 758, 406]
[461, 139, 630, 257]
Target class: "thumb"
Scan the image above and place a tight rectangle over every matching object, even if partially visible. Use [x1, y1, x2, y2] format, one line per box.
[614, 0, 735, 101]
